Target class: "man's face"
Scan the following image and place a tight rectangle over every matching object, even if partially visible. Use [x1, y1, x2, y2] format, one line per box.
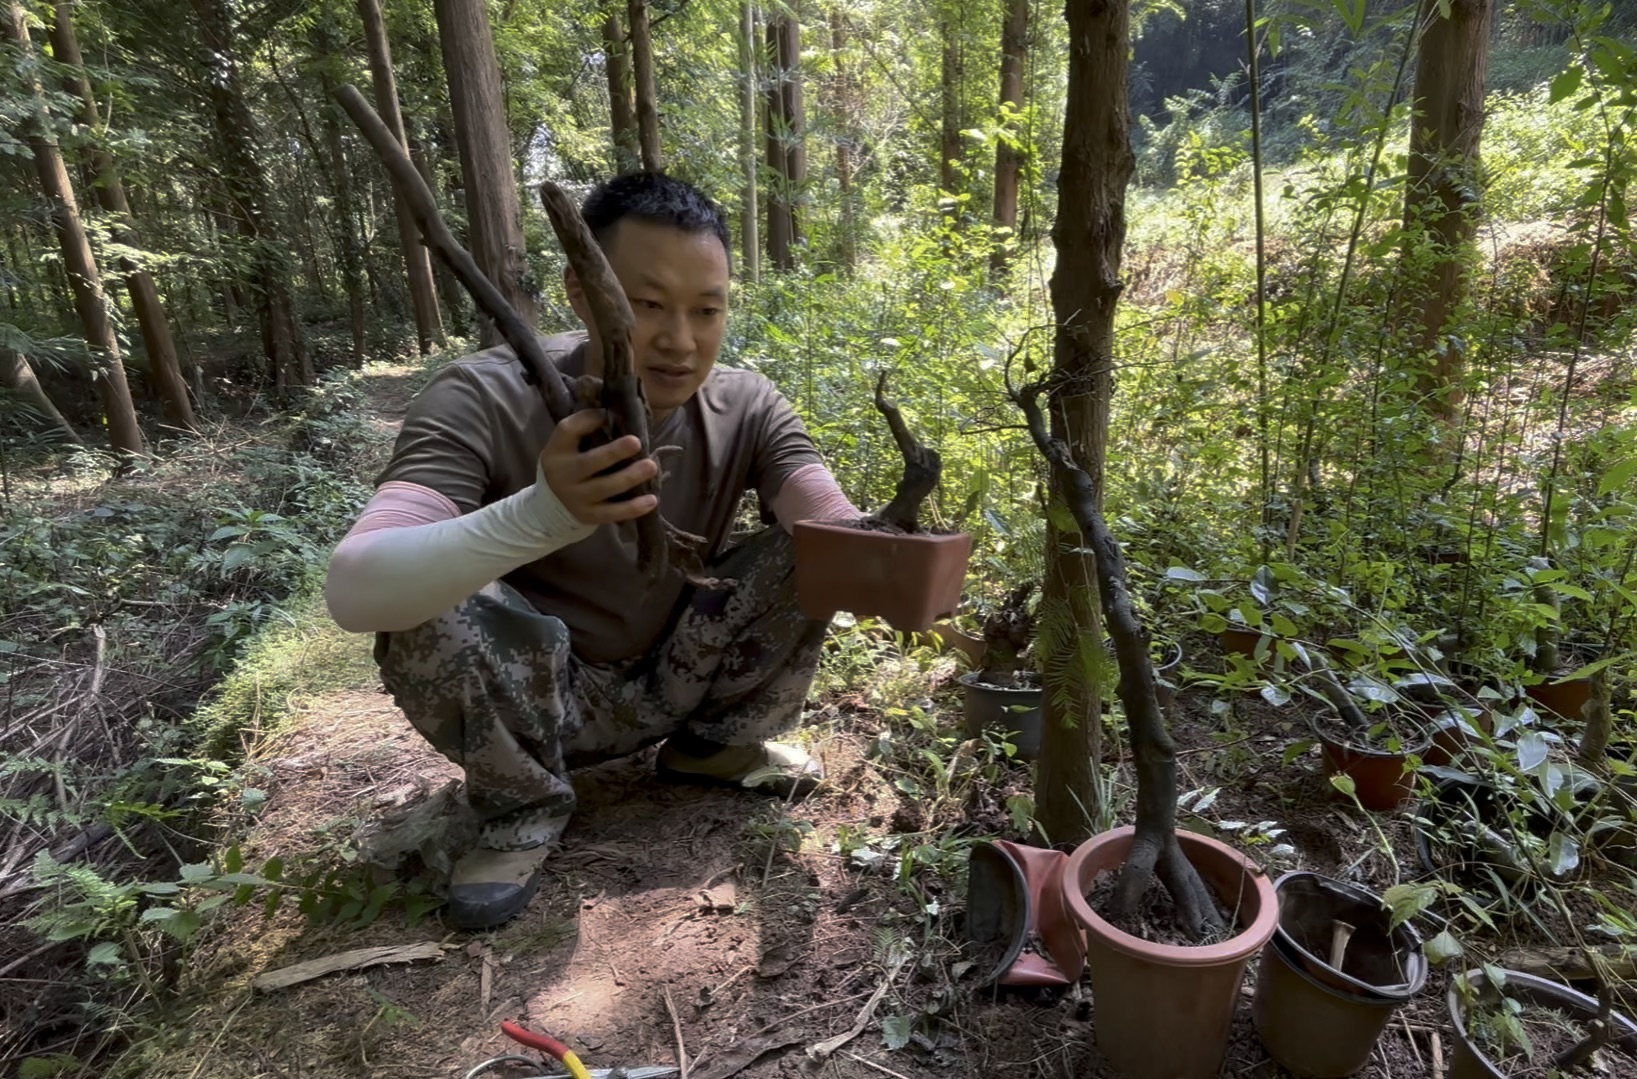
[569, 218, 730, 418]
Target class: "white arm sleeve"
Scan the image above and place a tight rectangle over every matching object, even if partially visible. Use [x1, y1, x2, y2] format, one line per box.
[324, 474, 595, 634]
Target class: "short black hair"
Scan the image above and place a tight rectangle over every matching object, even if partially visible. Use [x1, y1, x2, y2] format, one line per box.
[581, 172, 732, 262]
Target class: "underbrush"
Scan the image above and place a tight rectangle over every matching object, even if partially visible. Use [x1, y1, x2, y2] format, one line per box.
[0, 360, 424, 1074]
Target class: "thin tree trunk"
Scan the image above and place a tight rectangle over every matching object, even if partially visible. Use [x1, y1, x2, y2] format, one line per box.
[1034, 0, 1139, 849]
[990, 0, 1028, 277]
[413, 127, 470, 331]
[192, 0, 312, 393]
[360, 0, 445, 354]
[830, 7, 855, 271]
[49, 0, 194, 431]
[603, 9, 639, 172]
[0, 347, 83, 444]
[435, 0, 536, 346]
[939, 23, 961, 197]
[1402, 0, 1493, 421]
[321, 74, 368, 366]
[627, 0, 662, 170]
[739, 2, 760, 282]
[764, 4, 804, 271]
[4, 2, 144, 455]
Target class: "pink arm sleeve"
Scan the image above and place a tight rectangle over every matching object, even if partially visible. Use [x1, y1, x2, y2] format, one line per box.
[342, 480, 461, 538]
[769, 463, 863, 531]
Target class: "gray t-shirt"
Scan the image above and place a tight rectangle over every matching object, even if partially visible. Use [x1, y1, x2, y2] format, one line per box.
[378, 332, 824, 664]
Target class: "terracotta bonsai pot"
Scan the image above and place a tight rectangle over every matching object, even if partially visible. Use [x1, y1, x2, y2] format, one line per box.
[1447, 968, 1637, 1079]
[791, 520, 971, 633]
[1061, 825, 1279, 1079]
[1311, 712, 1430, 812]
[1252, 873, 1427, 1077]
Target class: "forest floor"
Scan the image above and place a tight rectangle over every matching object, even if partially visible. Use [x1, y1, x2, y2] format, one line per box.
[16, 358, 1631, 1079]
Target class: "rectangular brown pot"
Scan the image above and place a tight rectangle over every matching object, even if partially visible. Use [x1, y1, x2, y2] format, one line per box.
[791, 520, 971, 633]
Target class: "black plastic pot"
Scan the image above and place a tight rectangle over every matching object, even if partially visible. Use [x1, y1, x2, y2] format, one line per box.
[959, 672, 1042, 760]
[1414, 775, 1592, 896]
[1252, 873, 1426, 1077]
[1448, 968, 1637, 1079]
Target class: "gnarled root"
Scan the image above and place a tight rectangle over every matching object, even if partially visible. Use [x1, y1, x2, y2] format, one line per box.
[872, 372, 941, 532]
[1111, 828, 1227, 940]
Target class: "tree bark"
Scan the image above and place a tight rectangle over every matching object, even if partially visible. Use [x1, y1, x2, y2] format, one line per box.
[434, 0, 535, 347]
[764, 4, 804, 271]
[192, 0, 312, 394]
[990, 0, 1028, 277]
[4, 2, 144, 456]
[1032, 0, 1138, 850]
[49, 0, 195, 432]
[739, 2, 760, 282]
[628, 0, 663, 171]
[603, 9, 639, 172]
[0, 347, 83, 444]
[360, 0, 444, 355]
[1401, 0, 1493, 421]
[321, 79, 368, 366]
[829, 7, 855, 271]
[939, 25, 961, 197]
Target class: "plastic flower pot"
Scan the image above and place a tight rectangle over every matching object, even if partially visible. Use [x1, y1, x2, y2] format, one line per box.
[1103, 636, 1184, 713]
[1525, 675, 1594, 720]
[1424, 706, 1494, 768]
[958, 672, 1043, 760]
[791, 520, 972, 633]
[1061, 825, 1279, 1079]
[1251, 873, 1427, 1077]
[1311, 712, 1430, 811]
[1447, 968, 1637, 1079]
[1220, 626, 1273, 659]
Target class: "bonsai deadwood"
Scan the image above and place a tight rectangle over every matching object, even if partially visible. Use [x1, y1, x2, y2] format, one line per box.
[334, 84, 707, 581]
[1016, 381, 1225, 940]
[978, 582, 1037, 687]
[873, 372, 942, 532]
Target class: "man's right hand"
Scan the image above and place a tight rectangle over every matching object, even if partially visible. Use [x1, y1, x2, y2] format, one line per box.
[539, 409, 660, 525]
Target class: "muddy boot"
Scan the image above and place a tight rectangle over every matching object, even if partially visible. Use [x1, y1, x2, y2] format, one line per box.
[655, 734, 823, 800]
[448, 844, 549, 930]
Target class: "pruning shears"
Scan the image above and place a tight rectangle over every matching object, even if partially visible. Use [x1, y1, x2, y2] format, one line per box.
[463, 1020, 680, 1079]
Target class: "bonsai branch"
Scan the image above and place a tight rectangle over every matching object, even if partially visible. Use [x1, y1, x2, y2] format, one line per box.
[872, 372, 941, 532]
[1014, 380, 1224, 940]
[334, 84, 706, 581]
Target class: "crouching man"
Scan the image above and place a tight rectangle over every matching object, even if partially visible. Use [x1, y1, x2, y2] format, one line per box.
[325, 173, 859, 929]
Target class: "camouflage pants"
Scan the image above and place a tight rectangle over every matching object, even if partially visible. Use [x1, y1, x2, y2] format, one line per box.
[374, 527, 826, 851]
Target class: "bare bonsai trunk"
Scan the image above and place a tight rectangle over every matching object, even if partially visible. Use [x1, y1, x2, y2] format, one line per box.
[5, 2, 144, 457]
[871, 373, 940, 533]
[359, 0, 444, 355]
[50, 1, 195, 432]
[1018, 384, 1224, 939]
[1401, 0, 1493, 421]
[628, 0, 663, 171]
[603, 8, 639, 172]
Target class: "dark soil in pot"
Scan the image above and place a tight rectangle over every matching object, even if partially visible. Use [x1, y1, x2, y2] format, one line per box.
[1449, 968, 1637, 1079]
[1311, 709, 1431, 811]
[1084, 865, 1232, 948]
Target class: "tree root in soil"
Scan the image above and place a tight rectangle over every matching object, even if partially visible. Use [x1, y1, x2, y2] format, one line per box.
[333, 84, 708, 583]
[1015, 379, 1225, 940]
[871, 372, 941, 533]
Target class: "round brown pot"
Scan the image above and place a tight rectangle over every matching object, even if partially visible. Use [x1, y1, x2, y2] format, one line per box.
[1312, 713, 1430, 811]
[1424, 706, 1494, 768]
[1447, 968, 1637, 1079]
[1252, 873, 1427, 1077]
[1061, 825, 1279, 1079]
[1220, 626, 1273, 658]
[791, 520, 971, 633]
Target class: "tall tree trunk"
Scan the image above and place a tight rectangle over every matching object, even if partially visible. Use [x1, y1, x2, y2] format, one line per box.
[435, 0, 536, 346]
[990, 0, 1028, 277]
[627, 0, 662, 170]
[1, 347, 83, 444]
[603, 9, 639, 172]
[4, 2, 144, 456]
[412, 126, 470, 331]
[1402, 0, 1493, 421]
[939, 19, 961, 197]
[829, 7, 855, 271]
[192, 0, 312, 394]
[321, 75, 368, 366]
[764, 4, 804, 271]
[739, 2, 760, 282]
[1034, 0, 1137, 848]
[49, 0, 195, 431]
[359, 0, 444, 355]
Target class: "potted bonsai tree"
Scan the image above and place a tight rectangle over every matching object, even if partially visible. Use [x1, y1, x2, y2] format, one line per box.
[958, 582, 1045, 758]
[791, 373, 973, 633]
